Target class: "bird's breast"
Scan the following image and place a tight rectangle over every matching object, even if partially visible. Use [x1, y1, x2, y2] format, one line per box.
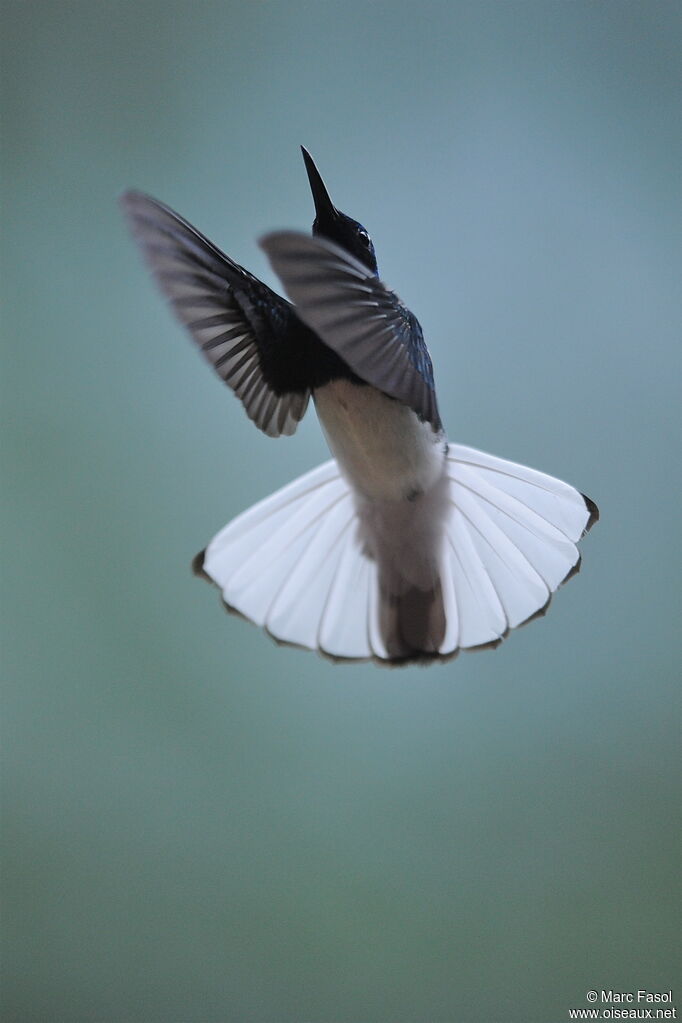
[314, 379, 446, 502]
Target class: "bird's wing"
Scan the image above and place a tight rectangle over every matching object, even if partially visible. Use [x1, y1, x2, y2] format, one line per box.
[121, 192, 310, 437]
[259, 231, 441, 431]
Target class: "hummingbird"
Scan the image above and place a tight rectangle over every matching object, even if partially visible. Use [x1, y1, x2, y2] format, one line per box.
[121, 147, 598, 665]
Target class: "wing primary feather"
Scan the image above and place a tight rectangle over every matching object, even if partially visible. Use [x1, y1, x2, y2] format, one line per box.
[259, 231, 441, 430]
[121, 191, 311, 437]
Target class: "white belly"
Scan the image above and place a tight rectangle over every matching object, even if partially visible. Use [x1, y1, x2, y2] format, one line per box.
[314, 379, 446, 502]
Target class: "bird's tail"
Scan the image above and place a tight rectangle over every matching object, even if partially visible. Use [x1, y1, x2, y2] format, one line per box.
[195, 446, 597, 665]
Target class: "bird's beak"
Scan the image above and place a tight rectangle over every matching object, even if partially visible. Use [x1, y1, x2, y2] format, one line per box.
[301, 146, 338, 223]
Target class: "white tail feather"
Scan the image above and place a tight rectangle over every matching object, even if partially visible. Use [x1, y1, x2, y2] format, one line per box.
[198, 446, 596, 664]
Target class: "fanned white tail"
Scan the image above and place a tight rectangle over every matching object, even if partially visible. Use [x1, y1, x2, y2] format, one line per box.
[196, 446, 597, 665]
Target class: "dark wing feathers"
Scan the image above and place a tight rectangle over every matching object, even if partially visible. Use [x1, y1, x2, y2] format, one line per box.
[259, 231, 441, 430]
[121, 191, 310, 437]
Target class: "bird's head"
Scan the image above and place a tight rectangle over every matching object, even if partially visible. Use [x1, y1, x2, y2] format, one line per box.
[301, 146, 378, 276]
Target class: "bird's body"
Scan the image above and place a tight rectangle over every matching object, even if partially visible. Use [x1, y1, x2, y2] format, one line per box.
[122, 147, 597, 665]
[314, 379, 445, 503]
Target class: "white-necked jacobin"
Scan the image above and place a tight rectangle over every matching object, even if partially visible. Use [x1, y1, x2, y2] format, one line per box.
[122, 147, 598, 665]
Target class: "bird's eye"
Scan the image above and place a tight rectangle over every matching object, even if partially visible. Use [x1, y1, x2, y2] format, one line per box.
[359, 231, 371, 246]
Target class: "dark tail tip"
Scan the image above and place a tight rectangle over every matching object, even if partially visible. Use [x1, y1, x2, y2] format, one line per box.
[191, 548, 211, 582]
[581, 494, 600, 534]
[561, 554, 582, 586]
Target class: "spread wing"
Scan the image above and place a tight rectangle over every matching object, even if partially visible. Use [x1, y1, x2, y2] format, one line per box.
[121, 192, 310, 437]
[259, 231, 441, 431]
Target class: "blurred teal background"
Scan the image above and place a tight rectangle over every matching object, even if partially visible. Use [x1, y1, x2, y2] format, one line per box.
[2, 2, 680, 1021]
